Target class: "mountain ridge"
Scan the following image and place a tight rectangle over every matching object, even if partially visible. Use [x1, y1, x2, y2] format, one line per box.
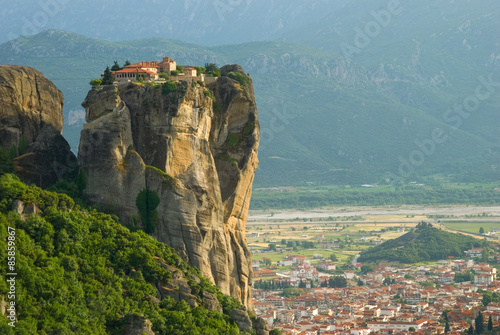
[1, 22, 498, 187]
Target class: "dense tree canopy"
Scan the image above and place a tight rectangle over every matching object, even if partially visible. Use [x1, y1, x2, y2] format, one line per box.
[359, 222, 485, 263]
[0, 174, 242, 334]
[101, 65, 114, 85]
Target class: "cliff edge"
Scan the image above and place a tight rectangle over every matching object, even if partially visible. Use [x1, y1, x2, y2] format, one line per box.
[0, 65, 76, 186]
[78, 65, 259, 309]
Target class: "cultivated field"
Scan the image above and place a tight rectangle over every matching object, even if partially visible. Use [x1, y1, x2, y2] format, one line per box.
[246, 205, 500, 265]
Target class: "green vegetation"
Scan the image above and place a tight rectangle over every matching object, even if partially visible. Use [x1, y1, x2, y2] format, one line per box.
[358, 222, 486, 263]
[162, 80, 178, 95]
[483, 292, 500, 307]
[0, 174, 243, 334]
[204, 88, 215, 101]
[443, 222, 500, 235]
[226, 72, 249, 88]
[280, 288, 302, 298]
[204, 63, 220, 77]
[46, 170, 87, 203]
[111, 60, 121, 71]
[360, 264, 374, 274]
[146, 165, 176, 187]
[218, 153, 238, 166]
[455, 270, 474, 283]
[225, 133, 241, 147]
[242, 121, 255, 136]
[475, 311, 484, 334]
[194, 66, 205, 75]
[89, 78, 102, 89]
[136, 189, 160, 234]
[17, 135, 28, 156]
[0, 147, 14, 175]
[101, 66, 113, 85]
[270, 328, 285, 335]
[159, 72, 169, 80]
[250, 184, 500, 210]
[319, 276, 347, 288]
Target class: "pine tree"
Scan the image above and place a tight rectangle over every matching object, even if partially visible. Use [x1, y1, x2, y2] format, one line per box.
[468, 325, 474, 335]
[475, 311, 484, 334]
[102, 66, 114, 85]
[488, 315, 493, 331]
[445, 319, 450, 333]
[111, 60, 121, 71]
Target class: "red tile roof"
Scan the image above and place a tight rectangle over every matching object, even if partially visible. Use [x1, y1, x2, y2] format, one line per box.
[113, 68, 157, 75]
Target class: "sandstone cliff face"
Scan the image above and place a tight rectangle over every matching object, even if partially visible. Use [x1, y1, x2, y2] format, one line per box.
[0, 65, 76, 186]
[79, 65, 259, 309]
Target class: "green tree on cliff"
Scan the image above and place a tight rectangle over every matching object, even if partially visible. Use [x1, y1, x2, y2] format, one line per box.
[205, 63, 220, 77]
[101, 66, 114, 85]
[136, 189, 160, 234]
[111, 60, 121, 71]
[89, 79, 102, 89]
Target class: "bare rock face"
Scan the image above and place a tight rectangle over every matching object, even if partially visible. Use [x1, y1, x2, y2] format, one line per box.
[122, 314, 155, 335]
[0, 65, 63, 144]
[79, 65, 259, 310]
[252, 317, 270, 335]
[0, 65, 76, 186]
[230, 308, 252, 332]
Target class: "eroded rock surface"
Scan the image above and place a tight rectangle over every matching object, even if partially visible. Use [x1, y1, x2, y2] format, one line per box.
[0, 65, 76, 186]
[122, 314, 155, 335]
[79, 65, 259, 309]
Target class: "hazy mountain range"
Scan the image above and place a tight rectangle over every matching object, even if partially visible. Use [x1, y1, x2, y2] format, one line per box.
[0, 0, 498, 187]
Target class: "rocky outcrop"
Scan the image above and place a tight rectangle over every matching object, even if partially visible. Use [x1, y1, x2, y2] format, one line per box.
[230, 308, 252, 332]
[122, 314, 155, 335]
[78, 65, 259, 310]
[0, 65, 76, 186]
[252, 317, 270, 335]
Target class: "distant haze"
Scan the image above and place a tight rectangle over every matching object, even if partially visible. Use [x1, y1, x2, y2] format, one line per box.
[0, 0, 349, 45]
[0, 0, 499, 186]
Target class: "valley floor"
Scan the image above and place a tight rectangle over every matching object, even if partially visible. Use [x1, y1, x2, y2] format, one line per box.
[248, 205, 500, 334]
[248, 205, 500, 223]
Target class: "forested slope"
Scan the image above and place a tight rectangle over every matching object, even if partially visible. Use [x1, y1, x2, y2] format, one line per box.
[0, 174, 250, 334]
[358, 222, 486, 264]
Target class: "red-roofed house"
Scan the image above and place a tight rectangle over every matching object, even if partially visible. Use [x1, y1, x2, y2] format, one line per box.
[184, 67, 197, 76]
[159, 57, 176, 73]
[113, 67, 159, 81]
[254, 269, 277, 278]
